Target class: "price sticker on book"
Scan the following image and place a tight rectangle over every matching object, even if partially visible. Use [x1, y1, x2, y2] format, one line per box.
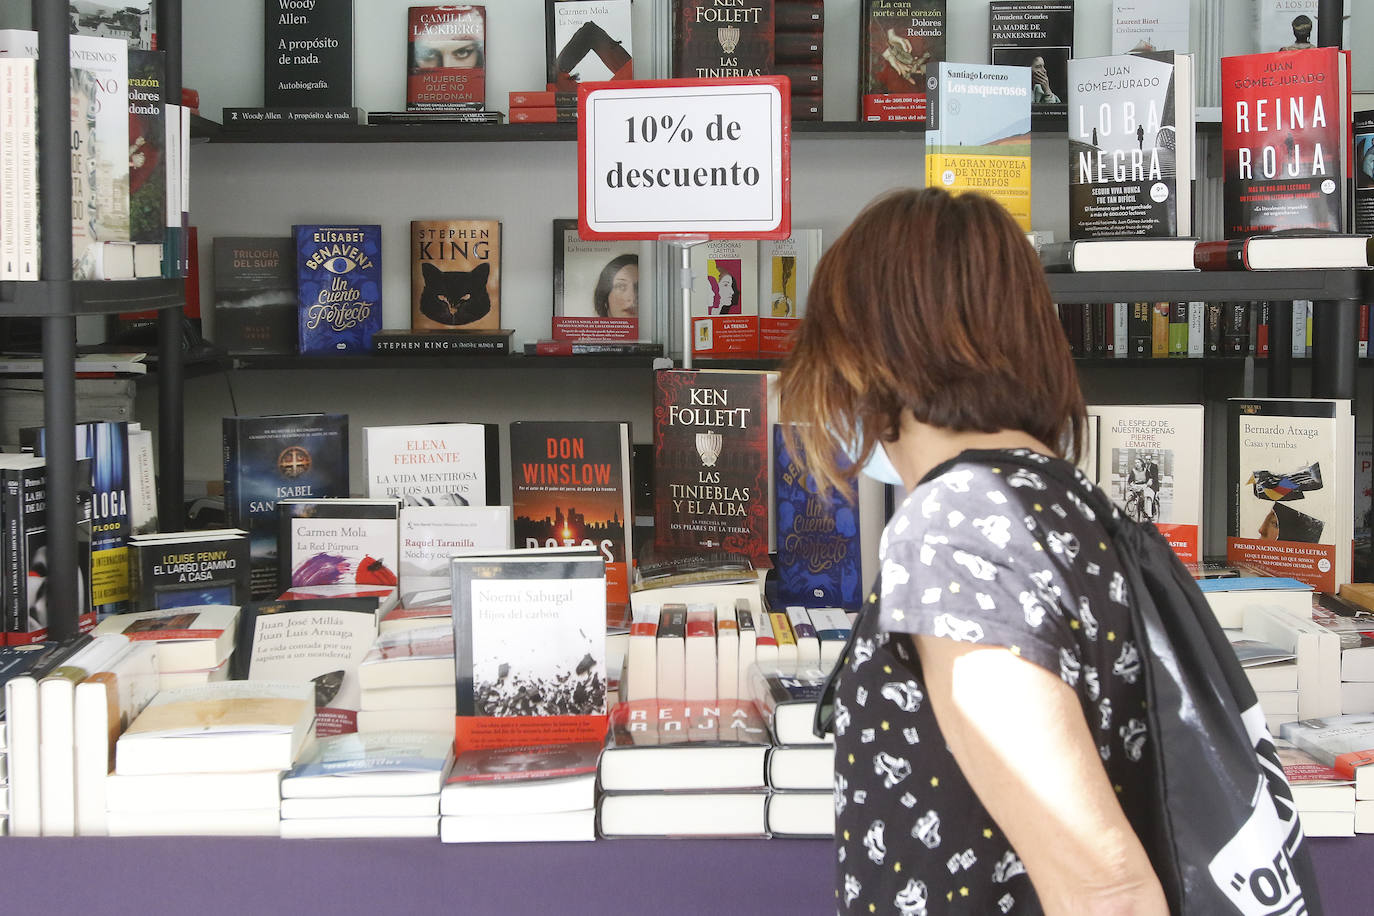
[578, 77, 791, 240]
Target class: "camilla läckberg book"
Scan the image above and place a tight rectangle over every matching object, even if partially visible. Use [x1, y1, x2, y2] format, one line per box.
[294, 224, 383, 354]
[410, 219, 502, 332]
[1226, 398, 1354, 594]
[407, 5, 486, 110]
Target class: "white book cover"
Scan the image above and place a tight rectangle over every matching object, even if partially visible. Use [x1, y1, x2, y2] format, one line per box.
[279, 498, 401, 590]
[399, 505, 512, 609]
[358, 624, 456, 690]
[92, 604, 240, 670]
[549, 0, 633, 84]
[689, 239, 760, 356]
[715, 600, 740, 701]
[363, 423, 495, 507]
[1088, 404, 1204, 564]
[1110, 0, 1191, 54]
[757, 229, 821, 353]
[73, 641, 160, 836]
[104, 769, 283, 813]
[283, 730, 454, 798]
[1253, 0, 1325, 53]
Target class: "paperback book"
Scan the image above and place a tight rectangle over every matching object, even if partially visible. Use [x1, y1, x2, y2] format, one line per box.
[283, 729, 455, 797]
[859, 0, 946, 123]
[1355, 110, 1374, 235]
[264, 0, 353, 108]
[546, 0, 633, 89]
[212, 237, 296, 355]
[1110, 0, 1190, 54]
[988, 0, 1072, 115]
[551, 219, 640, 341]
[672, 0, 774, 80]
[773, 425, 861, 610]
[126, 48, 166, 277]
[1, 457, 95, 642]
[127, 528, 251, 612]
[757, 229, 821, 355]
[1253, 0, 1325, 53]
[411, 219, 501, 332]
[295, 224, 383, 354]
[277, 498, 402, 592]
[689, 239, 759, 356]
[398, 504, 513, 609]
[442, 739, 599, 813]
[407, 5, 486, 110]
[363, 422, 500, 507]
[599, 698, 772, 791]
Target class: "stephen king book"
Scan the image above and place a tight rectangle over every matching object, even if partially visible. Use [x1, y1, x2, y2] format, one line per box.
[222, 413, 349, 599]
[294, 224, 383, 354]
[363, 422, 500, 507]
[408, 5, 486, 109]
[1221, 48, 1351, 237]
[988, 0, 1072, 116]
[546, 0, 633, 90]
[552, 218, 640, 341]
[672, 0, 775, 79]
[773, 425, 861, 610]
[653, 369, 776, 565]
[411, 219, 502, 332]
[509, 420, 634, 605]
[859, 0, 945, 123]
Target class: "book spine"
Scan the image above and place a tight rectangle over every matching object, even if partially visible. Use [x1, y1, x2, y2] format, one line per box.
[179, 103, 189, 274]
[1187, 301, 1205, 357]
[222, 420, 240, 528]
[1193, 240, 1246, 271]
[775, 30, 822, 65]
[0, 60, 18, 281]
[1291, 301, 1306, 358]
[1127, 302, 1151, 357]
[508, 91, 575, 108]
[1168, 302, 1188, 357]
[221, 107, 365, 127]
[1112, 303, 1128, 358]
[372, 335, 509, 353]
[775, 0, 824, 31]
[1151, 303, 1168, 359]
[656, 604, 688, 701]
[1256, 302, 1271, 358]
[1362, 304, 1370, 359]
[508, 107, 578, 124]
[2, 467, 21, 638]
[770, 610, 797, 662]
[776, 62, 822, 95]
[16, 58, 37, 280]
[1206, 303, 1223, 356]
[162, 102, 180, 279]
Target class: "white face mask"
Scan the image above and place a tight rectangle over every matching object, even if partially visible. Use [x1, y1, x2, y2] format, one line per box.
[841, 431, 905, 487]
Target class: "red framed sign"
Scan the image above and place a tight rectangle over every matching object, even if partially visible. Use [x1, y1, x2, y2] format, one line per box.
[577, 77, 791, 241]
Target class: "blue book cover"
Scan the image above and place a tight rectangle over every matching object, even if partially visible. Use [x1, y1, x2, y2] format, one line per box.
[294, 224, 382, 354]
[222, 413, 349, 598]
[772, 425, 862, 610]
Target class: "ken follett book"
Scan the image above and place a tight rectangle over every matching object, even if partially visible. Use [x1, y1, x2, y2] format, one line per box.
[294, 224, 383, 354]
[773, 426, 861, 610]
[672, 0, 775, 80]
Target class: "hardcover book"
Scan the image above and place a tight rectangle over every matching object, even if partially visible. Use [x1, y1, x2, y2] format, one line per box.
[757, 229, 821, 355]
[599, 698, 772, 791]
[653, 369, 776, 565]
[747, 661, 830, 745]
[988, 1, 1072, 115]
[410, 219, 501, 332]
[127, 528, 252, 612]
[925, 60, 1033, 231]
[3, 458, 93, 642]
[126, 48, 165, 274]
[689, 239, 760, 356]
[1087, 404, 1205, 563]
[773, 425, 862, 610]
[295, 224, 383, 353]
[1068, 51, 1193, 239]
[264, 0, 353, 108]
[450, 547, 608, 751]
[222, 413, 349, 598]
[1226, 398, 1354, 593]
[1253, 0, 1326, 53]
[399, 505, 513, 609]
[442, 739, 599, 813]
[546, 0, 633, 89]
[672, 0, 775, 80]
[277, 498, 402, 593]
[1354, 110, 1374, 235]
[71, 1, 157, 50]
[859, 0, 946, 123]
[408, 5, 486, 110]
[1221, 48, 1350, 237]
[363, 422, 500, 507]
[212, 237, 297, 355]
[1110, 0, 1190, 54]
[509, 420, 634, 605]
[551, 219, 641, 341]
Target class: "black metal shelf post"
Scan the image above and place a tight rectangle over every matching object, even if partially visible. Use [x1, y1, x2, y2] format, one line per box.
[158, 0, 184, 531]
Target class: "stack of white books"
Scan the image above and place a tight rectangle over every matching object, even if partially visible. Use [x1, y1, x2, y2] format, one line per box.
[279, 730, 453, 838]
[1275, 741, 1356, 838]
[356, 624, 456, 733]
[439, 741, 600, 843]
[1226, 631, 1298, 734]
[1310, 593, 1374, 715]
[1280, 715, 1374, 835]
[1242, 606, 1340, 723]
[92, 605, 240, 690]
[750, 662, 835, 838]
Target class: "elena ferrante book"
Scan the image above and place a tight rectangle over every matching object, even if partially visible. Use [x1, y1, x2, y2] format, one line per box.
[509, 420, 634, 605]
[672, 0, 774, 80]
[1220, 48, 1351, 237]
[552, 219, 641, 342]
[363, 422, 500, 507]
[212, 237, 296, 355]
[1087, 404, 1205, 564]
[546, 0, 633, 90]
[450, 547, 608, 751]
[277, 498, 402, 592]
[408, 5, 486, 110]
[689, 239, 759, 356]
[773, 426, 861, 610]
[859, 0, 946, 123]
[411, 219, 501, 332]
[757, 229, 821, 356]
[988, 1, 1072, 115]
[294, 224, 383, 354]
[1227, 398, 1354, 594]
[925, 61, 1033, 231]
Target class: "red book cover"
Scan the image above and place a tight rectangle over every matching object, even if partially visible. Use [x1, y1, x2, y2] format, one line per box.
[672, 0, 776, 80]
[508, 90, 576, 108]
[653, 370, 772, 565]
[860, 0, 946, 123]
[407, 5, 487, 110]
[1221, 48, 1350, 237]
[775, 30, 823, 65]
[509, 107, 577, 123]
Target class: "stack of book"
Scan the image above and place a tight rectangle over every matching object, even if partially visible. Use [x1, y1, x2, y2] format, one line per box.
[1313, 589, 1374, 714]
[279, 730, 453, 838]
[1242, 605, 1340, 724]
[440, 740, 600, 843]
[752, 663, 835, 838]
[508, 90, 575, 124]
[1276, 742, 1356, 838]
[1280, 716, 1374, 835]
[356, 624, 456, 734]
[1195, 577, 1314, 630]
[109, 680, 314, 836]
[776, 0, 823, 120]
[92, 605, 240, 690]
[1226, 631, 1299, 734]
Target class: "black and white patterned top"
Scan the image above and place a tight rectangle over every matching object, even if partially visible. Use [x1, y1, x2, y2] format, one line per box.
[832, 449, 1155, 915]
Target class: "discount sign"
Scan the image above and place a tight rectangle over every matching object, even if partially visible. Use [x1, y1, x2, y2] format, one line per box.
[578, 77, 791, 240]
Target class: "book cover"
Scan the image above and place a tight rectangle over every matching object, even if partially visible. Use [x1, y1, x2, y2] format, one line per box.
[410, 219, 501, 332]
[859, 0, 945, 123]
[747, 662, 829, 745]
[264, 0, 353, 108]
[1068, 51, 1185, 239]
[450, 548, 608, 750]
[222, 413, 349, 599]
[71, 1, 157, 51]
[689, 239, 759, 356]
[1221, 48, 1349, 237]
[399, 505, 512, 609]
[757, 229, 820, 355]
[1358, 110, 1374, 235]
[363, 422, 500, 507]
[284, 729, 455, 795]
[1254, 1, 1326, 53]
[1227, 398, 1354, 593]
[551, 218, 640, 341]
[277, 498, 402, 593]
[358, 623, 455, 689]
[925, 61, 1033, 231]
[92, 604, 239, 671]
[445, 739, 599, 787]
[127, 529, 252, 612]
[1280, 715, 1374, 780]
[126, 49, 165, 267]
[295, 224, 383, 353]
[672, 0, 774, 80]
[510, 420, 633, 606]
[988, 0, 1072, 115]
[599, 699, 772, 791]
[69, 35, 130, 279]
[407, 5, 486, 110]
[212, 236, 297, 355]
[1110, 0, 1190, 54]
[73, 640, 160, 836]
[1088, 405, 1205, 563]
[773, 425, 862, 610]
[546, 0, 633, 89]
[653, 369, 773, 565]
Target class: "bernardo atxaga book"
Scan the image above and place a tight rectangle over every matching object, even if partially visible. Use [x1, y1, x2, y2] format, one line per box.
[1068, 51, 1193, 239]
[277, 498, 401, 594]
[363, 422, 500, 507]
[552, 219, 641, 342]
[988, 1, 1072, 116]
[672, 0, 774, 80]
[925, 61, 1033, 231]
[653, 369, 776, 566]
[212, 237, 296, 355]
[773, 426, 861, 610]
[509, 421, 634, 606]
[546, 0, 633, 90]
[408, 5, 486, 110]
[127, 529, 252, 613]
[294, 224, 382, 354]
[859, 0, 946, 123]
[1221, 48, 1351, 237]
[223, 413, 349, 599]
[689, 239, 759, 356]
[1227, 398, 1354, 594]
[411, 219, 502, 332]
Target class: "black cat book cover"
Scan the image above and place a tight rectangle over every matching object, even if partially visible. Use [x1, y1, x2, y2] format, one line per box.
[294, 224, 383, 354]
[408, 5, 486, 109]
[673, 0, 775, 80]
[213, 236, 296, 355]
[410, 219, 502, 331]
[546, 0, 633, 90]
[860, 0, 946, 122]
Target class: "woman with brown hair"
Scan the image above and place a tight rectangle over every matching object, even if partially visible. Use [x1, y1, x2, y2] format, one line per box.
[781, 188, 1169, 915]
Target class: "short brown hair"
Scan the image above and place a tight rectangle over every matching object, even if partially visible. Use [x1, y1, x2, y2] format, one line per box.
[779, 188, 1085, 497]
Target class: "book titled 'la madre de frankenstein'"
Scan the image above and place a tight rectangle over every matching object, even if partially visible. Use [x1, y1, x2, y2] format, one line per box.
[223, 413, 349, 599]
[294, 224, 382, 354]
[411, 219, 502, 332]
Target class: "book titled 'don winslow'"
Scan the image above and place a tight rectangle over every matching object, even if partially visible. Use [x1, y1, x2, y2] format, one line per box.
[294, 224, 382, 354]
